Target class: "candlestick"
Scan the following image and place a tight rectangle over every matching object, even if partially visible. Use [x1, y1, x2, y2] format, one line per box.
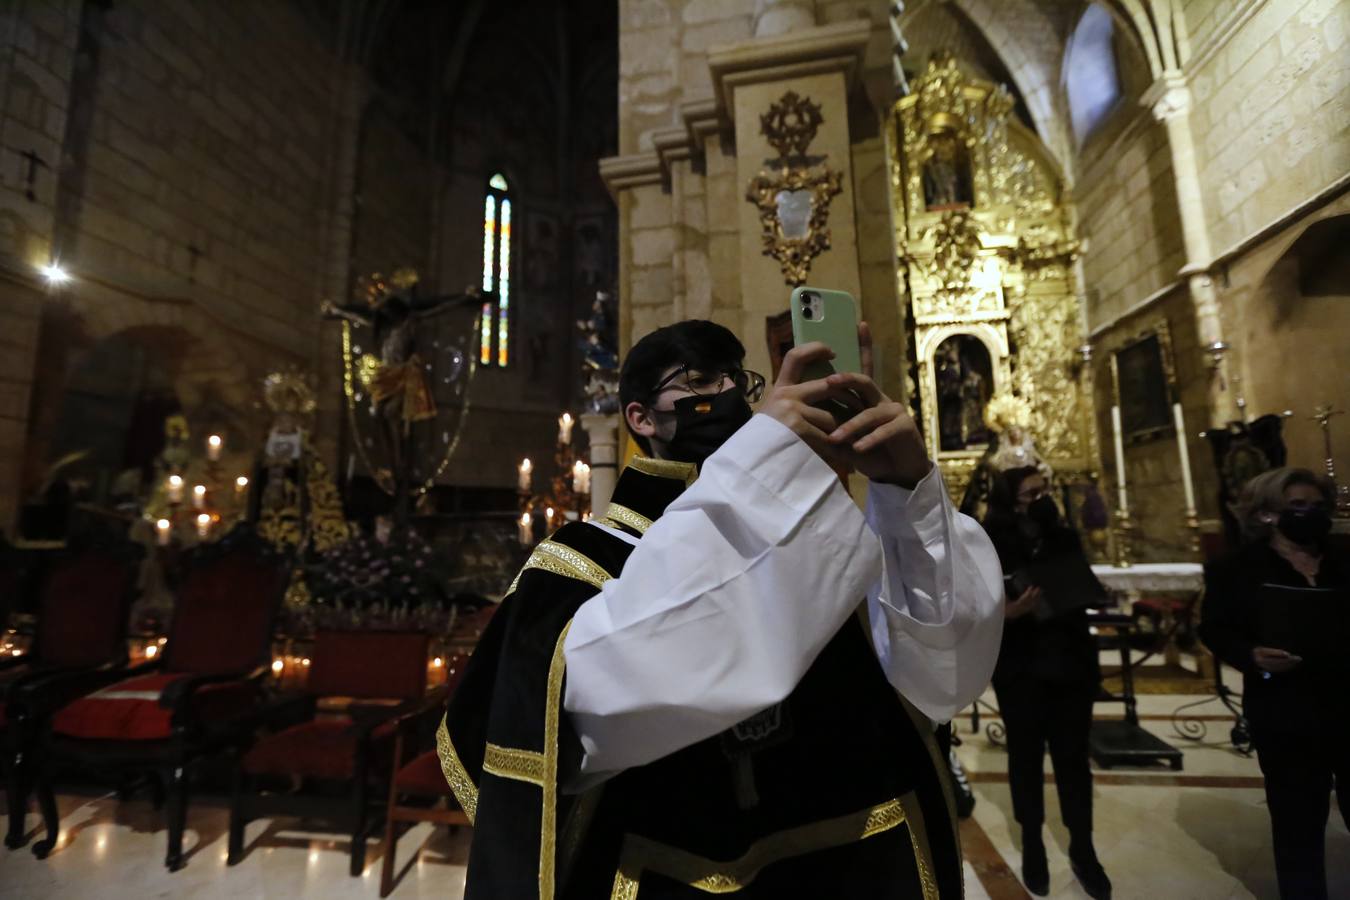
[192, 484, 207, 508]
[206, 434, 223, 461]
[167, 474, 184, 503]
[1113, 508, 1134, 568]
[1172, 402, 1197, 512]
[156, 518, 171, 547]
[518, 512, 532, 546]
[558, 412, 574, 445]
[196, 512, 211, 539]
[518, 458, 533, 492]
[1110, 405, 1128, 513]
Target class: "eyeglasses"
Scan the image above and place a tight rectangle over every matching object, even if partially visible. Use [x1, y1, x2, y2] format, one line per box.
[1017, 486, 1047, 503]
[649, 366, 766, 403]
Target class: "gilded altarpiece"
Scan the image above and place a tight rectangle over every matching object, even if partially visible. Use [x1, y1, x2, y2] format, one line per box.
[888, 56, 1096, 500]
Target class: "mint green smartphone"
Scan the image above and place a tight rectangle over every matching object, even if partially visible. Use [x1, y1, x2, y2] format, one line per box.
[789, 286, 863, 422]
[790, 286, 862, 381]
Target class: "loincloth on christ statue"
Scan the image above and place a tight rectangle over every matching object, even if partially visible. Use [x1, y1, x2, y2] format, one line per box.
[369, 354, 437, 423]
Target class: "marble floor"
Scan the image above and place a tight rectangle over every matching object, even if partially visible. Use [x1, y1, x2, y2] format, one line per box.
[3, 674, 1347, 898]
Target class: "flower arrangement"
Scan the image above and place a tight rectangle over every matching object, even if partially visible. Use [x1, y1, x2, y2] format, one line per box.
[296, 525, 458, 633]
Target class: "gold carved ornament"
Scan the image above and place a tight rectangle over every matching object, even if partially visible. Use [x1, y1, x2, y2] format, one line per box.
[745, 91, 843, 286]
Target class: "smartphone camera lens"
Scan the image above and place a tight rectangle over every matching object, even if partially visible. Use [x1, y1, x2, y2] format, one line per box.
[802, 292, 819, 319]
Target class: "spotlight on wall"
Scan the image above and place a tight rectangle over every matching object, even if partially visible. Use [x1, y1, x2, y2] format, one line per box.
[39, 262, 70, 285]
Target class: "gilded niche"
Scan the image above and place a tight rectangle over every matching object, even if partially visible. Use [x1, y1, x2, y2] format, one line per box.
[889, 53, 1093, 501]
[745, 91, 843, 286]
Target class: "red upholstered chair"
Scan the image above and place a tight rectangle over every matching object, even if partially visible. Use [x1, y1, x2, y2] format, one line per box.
[378, 653, 472, 897]
[32, 528, 287, 869]
[228, 630, 438, 877]
[2, 542, 140, 851]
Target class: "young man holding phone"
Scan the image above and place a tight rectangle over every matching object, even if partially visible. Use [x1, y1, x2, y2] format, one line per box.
[439, 319, 1004, 899]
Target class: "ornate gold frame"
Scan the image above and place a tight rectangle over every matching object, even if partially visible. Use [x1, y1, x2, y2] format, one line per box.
[745, 91, 843, 286]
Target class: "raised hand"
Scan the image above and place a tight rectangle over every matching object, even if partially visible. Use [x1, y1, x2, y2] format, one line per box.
[760, 341, 859, 467]
[823, 322, 931, 488]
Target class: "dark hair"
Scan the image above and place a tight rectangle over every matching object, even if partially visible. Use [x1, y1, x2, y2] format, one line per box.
[618, 320, 745, 454]
[1236, 466, 1335, 542]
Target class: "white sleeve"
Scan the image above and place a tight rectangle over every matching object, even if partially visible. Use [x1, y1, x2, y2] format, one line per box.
[562, 414, 882, 784]
[864, 469, 1005, 724]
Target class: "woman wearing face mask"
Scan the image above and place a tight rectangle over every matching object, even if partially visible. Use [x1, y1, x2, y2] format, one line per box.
[1199, 467, 1347, 900]
[982, 466, 1110, 899]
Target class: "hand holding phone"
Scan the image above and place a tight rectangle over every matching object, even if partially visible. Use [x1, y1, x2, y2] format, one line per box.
[790, 287, 864, 423]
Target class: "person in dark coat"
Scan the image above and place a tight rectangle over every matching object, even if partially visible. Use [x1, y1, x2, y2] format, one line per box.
[1199, 467, 1348, 900]
[983, 466, 1110, 899]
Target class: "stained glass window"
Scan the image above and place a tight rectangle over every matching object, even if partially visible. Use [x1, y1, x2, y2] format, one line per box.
[480, 173, 512, 366]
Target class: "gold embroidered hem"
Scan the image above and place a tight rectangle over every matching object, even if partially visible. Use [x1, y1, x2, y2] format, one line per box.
[483, 743, 546, 785]
[608, 795, 924, 899]
[628, 456, 698, 487]
[436, 714, 478, 823]
[539, 621, 571, 900]
[600, 502, 654, 535]
[899, 693, 962, 891]
[508, 539, 615, 595]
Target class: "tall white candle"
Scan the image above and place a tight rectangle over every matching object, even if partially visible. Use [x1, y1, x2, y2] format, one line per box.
[192, 484, 207, 508]
[558, 412, 574, 445]
[518, 458, 533, 493]
[156, 518, 171, 547]
[196, 513, 211, 539]
[1172, 402, 1197, 511]
[1111, 405, 1129, 513]
[206, 434, 223, 461]
[167, 474, 184, 504]
[518, 512, 532, 546]
[572, 460, 585, 494]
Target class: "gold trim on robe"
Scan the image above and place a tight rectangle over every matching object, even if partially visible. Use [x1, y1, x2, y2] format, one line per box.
[608, 795, 929, 898]
[628, 456, 698, 487]
[436, 714, 478, 823]
[600, 502, 654, 535]
[483, 743, 546, 785]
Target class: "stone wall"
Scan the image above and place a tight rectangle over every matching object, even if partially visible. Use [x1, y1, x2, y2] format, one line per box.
[0, 0, 413, 527]
[1077, 108, 1186, 331]
[1186, 0, 1348, 253]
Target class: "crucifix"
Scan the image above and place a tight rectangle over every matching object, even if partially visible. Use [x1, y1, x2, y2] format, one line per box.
[1311, 405, 1350, 517]
[322, 270, 480, 526]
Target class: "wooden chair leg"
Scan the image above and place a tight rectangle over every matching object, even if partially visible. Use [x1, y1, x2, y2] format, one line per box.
[4, 746, 30, 849]
[164, 765, 189, 872]
[350, 775, 368, 877]
[227, 765, 247, 866]
[379, 805, 399, 898]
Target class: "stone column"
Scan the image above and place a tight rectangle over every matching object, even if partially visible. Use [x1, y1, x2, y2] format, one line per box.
[581, 413, 621, 513]
[1145, 73, 1235, 426]
[709, 21, 870, 378]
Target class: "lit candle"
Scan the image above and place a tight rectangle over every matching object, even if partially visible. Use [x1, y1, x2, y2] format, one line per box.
[580, 463, 591, 495]
[235, 475, 249, 494]
[572, 460, 586, 493]
[206, 434, 223, 461]
[192, 484, 207, 508]
[558, 412, 574, 445]
[1172, 402, 1197, 512]
[156, 518, 171, 546]
[545, 506, 555, 530]
[518, 512, 532, 545]
[518, 458, 533, 492]
[271, 658, 284, 676]
[1111, 405, 1129, 513]
[196, 512, 211, 538]
[167, 474, 184, 503]
[145, 643, 158, 659]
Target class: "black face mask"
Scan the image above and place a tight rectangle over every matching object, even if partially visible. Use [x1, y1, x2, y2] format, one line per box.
[1277, 506, 1332, 546]
[1027, 495, 1061, 529]
[656, 389, 753, 467]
